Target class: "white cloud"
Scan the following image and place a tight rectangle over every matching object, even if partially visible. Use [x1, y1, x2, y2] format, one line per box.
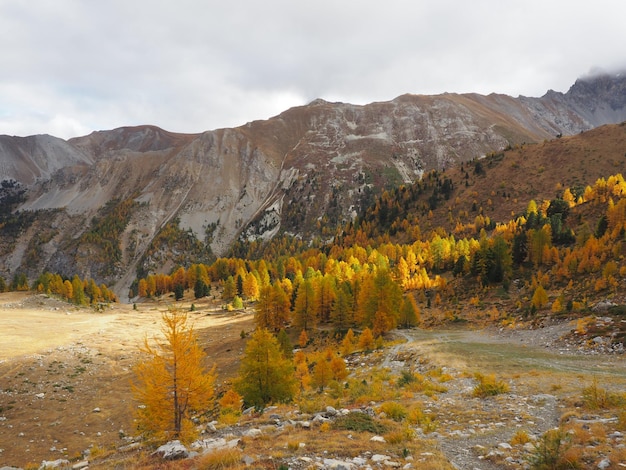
[1, 0, 625, 139]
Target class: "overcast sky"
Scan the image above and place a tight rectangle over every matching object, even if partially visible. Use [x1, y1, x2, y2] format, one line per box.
[1, 0, 625, 139]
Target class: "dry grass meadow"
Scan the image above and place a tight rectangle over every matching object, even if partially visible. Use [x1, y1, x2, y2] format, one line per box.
[0, 291, 253, 468]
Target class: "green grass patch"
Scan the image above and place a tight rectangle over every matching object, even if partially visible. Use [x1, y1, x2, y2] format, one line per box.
[333, 412, 388, 434]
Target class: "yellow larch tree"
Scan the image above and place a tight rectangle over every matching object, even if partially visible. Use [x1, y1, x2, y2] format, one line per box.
[531, 285, 549, 310]
[132, 309, 216, 443]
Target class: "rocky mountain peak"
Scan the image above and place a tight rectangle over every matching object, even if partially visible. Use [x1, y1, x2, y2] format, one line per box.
[567, 71, 626, 111]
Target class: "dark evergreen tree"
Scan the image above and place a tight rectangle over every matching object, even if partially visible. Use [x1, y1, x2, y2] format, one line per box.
[174, 283, 184, 301]
[453, 255, 468, 277]
[546, 198, 570, 222]
[194, 278, 210, 299]
[236, 274, 244, 296]
[512, 231, 528, 265]
[596, 214, 609, 238]
[276, 329, 293, 359]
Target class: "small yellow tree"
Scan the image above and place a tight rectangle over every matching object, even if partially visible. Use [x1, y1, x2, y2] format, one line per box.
[295, 361, 312, 393]
[340, 328, 357, 355]
[312, 358, 333, 390]
[298, 329, 309, 348]
[358, 327, 375, 351]
[132, 309, 216, 443]
[330, 356, 348, 381]
[531, 285, 549, 309]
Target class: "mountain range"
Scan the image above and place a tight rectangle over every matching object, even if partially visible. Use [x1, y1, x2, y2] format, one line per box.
[1, 72, 625, 298]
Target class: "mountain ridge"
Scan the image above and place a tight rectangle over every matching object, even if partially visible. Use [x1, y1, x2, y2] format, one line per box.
[1, 72, 626, 297]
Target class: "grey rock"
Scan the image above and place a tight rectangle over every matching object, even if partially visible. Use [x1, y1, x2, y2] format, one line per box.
[192, 437, 240, 453]
[323, 458, 353, 470]
[243, 428, 263, 438]
[597, 458, 611, 469]
[592, 300, 617, 312]
[118, 442, 142, 452]
[152, 440, 189, 460]
[313, 414, 330, 423]
[39, 460, 70, 469]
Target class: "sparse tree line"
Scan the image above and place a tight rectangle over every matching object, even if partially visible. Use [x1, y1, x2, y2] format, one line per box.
[0, 271, 118, 305]
[34, 272, 118, 305]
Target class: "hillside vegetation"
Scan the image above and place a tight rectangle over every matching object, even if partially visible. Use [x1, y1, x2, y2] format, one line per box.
[133, 123, 626, 343]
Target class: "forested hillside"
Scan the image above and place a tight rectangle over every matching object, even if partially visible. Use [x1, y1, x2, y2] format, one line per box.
[131, 123, 626, 347]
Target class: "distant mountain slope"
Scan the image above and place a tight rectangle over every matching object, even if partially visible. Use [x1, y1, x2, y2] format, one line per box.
[0, 72, 625, 296]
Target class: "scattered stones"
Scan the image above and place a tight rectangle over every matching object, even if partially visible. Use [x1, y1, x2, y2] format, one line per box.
[370, 435, 386, 443]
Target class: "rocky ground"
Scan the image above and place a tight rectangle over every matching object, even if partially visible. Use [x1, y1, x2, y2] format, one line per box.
[1, 294, 625, 469]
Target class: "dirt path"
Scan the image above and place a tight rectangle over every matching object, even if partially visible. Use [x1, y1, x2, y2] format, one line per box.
[383, 324, 626, 469]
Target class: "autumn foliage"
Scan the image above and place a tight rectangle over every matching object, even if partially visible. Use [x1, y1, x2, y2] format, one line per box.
[131, 159, 626, 332]
[132, 309, 216, 443]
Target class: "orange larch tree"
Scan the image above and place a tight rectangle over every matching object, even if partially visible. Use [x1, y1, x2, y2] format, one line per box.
[132, 309, 216, 443]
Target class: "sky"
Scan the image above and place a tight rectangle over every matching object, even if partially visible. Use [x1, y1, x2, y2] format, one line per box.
[1, 0, 625, 140]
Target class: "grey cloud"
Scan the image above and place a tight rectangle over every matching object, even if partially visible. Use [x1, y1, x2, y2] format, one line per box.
[1, 0, 625, 138]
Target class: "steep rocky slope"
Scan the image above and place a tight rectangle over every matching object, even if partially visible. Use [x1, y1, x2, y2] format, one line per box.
[0, 73, 625, 296]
